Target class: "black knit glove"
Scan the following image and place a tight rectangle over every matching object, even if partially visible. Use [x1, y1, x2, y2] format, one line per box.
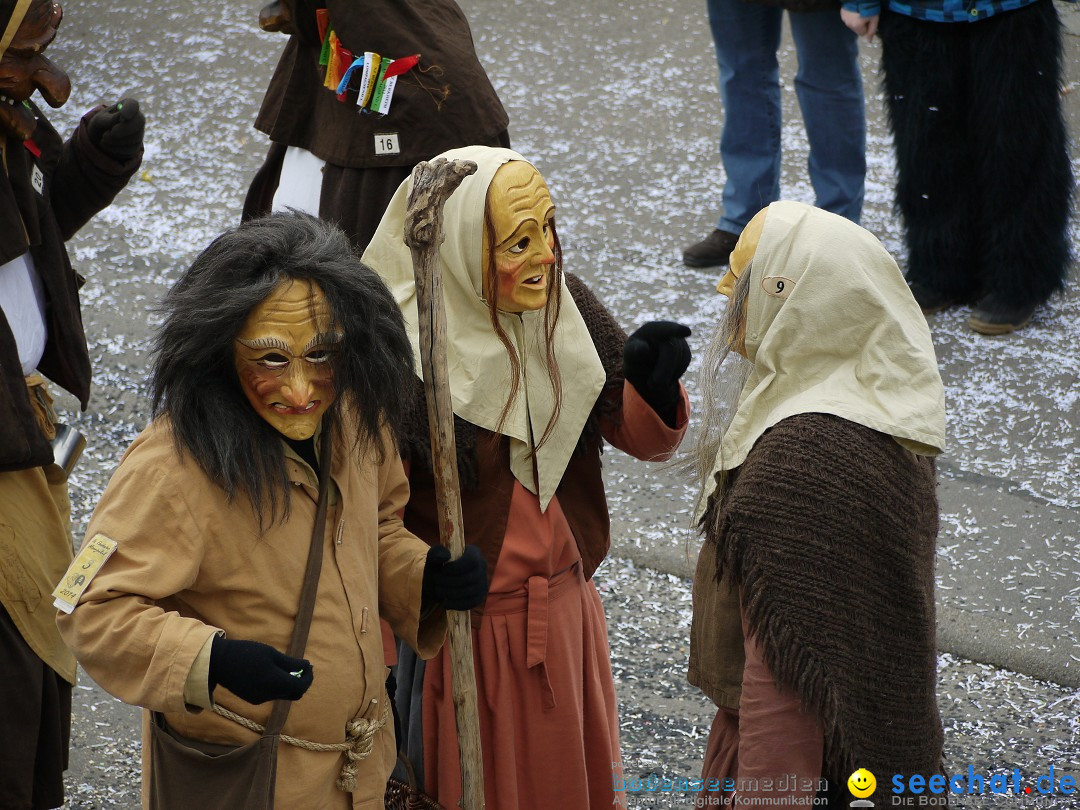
[623, 320, 691, 428]
[86, 98, 144, 162]
[207, 636, 313, 704]
[422, 545, 488, 611]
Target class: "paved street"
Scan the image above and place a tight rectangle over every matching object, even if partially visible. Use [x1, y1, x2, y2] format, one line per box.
[32, 0, 1079, 806]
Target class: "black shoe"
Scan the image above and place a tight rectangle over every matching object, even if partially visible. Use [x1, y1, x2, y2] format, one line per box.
[682, 229, 740, 268]
[906, 281, 959, 315]
[968, 296, 1037, 335]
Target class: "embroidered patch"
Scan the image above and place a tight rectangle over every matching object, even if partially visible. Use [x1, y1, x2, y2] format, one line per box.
[52, 534, 118, 614]
[761, 275, 794, 299]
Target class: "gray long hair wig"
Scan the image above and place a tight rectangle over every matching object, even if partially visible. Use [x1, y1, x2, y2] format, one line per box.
[687, 265, 754, 521]
[150, 211, 415, 525]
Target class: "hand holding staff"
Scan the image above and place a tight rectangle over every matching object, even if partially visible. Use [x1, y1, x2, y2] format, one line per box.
[403, 157, 485, 810]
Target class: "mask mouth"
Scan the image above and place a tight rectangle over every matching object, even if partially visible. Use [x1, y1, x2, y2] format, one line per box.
[271, 400, 321, 415]
[521, 271, 547, 288]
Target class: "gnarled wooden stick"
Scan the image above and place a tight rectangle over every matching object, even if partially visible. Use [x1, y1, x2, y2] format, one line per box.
[403, 157, 484, 810]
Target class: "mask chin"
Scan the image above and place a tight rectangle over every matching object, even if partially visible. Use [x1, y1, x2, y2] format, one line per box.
[272, 417, 322, 441]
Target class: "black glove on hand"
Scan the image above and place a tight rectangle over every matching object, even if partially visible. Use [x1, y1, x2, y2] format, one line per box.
[207, 636, 313, 705]
[623, 320, 692, 428]
[422, 545, 488, 611]
[86, 98, 144, 162]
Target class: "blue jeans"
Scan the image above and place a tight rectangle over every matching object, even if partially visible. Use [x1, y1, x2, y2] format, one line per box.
[708, 0, 866, 233]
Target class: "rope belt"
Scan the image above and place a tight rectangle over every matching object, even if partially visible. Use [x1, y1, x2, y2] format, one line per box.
[212, 699, 391, 792]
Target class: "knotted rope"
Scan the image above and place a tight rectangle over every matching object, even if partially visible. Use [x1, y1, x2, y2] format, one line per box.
[212, 699, 390, 791]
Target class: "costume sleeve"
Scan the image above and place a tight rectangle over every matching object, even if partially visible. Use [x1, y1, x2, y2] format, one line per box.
[374, 442, 446, 659]
[601, 379, 688, 461]
[563, 272, 689, 458]
[55, 464, 220, 714]
[50, 106, 141, 241]
[182, 634, 217, 710]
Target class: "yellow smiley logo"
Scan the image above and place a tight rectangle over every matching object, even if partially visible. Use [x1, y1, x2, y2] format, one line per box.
[848, 768, 876, 798]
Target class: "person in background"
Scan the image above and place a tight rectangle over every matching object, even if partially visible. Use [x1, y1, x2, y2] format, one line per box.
[682, 0, 865, 269]
[243, 0, 509, 254]
[842, 0, 1072, 334]
[0, 0, 143, 806]
[687, 202, 944, 806]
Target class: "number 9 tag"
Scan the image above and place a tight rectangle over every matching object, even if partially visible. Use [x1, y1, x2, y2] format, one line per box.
[761, 275, 794, 299]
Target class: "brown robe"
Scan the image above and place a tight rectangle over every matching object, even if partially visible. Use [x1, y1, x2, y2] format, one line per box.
[398, 273, 630, 599]
[243, 0, 510, 253]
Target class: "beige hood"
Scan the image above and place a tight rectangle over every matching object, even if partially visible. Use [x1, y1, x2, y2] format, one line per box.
[362, 145, 605, 511]
[710, 200, 945, 491]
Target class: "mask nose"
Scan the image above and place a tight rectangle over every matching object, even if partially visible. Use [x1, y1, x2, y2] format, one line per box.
[32, 55, 71, 107]
[536, 238, 555, 266]
[279, 364, 315, 408]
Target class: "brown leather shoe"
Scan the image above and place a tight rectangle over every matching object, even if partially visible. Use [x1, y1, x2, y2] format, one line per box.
[968, 296, 1037, 335]
[682, 229, 740, 268]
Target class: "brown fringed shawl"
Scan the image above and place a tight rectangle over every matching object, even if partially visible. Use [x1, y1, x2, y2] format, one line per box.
[703, 412, 944, 799]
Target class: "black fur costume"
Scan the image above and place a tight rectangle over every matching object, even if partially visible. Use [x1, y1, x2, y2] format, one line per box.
[880, 0, 1072, 308]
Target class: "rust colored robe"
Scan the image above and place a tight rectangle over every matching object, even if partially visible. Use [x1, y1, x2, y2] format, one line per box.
[422, 383, 687, 810]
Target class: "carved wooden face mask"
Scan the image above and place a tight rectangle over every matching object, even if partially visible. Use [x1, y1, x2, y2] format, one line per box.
[482, 161, 556, 314]
[716, 206, 769, 299]
[0, 0, 70, 139]
[716, 207, 769, 357]
[233, 279, 340, 441]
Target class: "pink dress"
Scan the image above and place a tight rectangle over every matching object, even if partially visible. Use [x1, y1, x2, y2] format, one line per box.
[699, 604, 825, 806]
[422, 383, 687, 810]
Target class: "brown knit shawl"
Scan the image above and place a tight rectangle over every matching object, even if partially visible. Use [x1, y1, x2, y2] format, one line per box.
[399, 271, 626, 486]
[705, 412, 944, 800]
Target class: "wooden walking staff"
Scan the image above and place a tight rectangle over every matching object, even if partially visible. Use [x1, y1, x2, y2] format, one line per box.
[403, 157, 485, 810]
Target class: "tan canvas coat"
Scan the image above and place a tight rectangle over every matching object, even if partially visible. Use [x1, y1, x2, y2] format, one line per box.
[57, 417, 446, 809]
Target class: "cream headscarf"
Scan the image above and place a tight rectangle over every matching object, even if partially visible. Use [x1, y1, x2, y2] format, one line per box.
[708, 201, 945, 493]
[362, 145, 606, 511]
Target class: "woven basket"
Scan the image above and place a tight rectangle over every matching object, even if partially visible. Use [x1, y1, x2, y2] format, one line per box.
[384, 753, 444, 810]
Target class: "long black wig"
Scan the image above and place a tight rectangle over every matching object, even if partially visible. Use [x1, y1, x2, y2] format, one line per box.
[150, 211, 414, 524]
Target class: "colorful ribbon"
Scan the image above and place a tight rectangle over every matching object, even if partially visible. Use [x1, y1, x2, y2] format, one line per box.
[317, 13, 421, 116]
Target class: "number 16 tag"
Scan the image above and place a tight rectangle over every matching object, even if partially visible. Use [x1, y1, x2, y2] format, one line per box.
[374, 133, 400, 156]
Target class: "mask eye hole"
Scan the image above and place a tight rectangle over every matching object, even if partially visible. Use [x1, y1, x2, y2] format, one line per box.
[305, 347, 336, 364]
[258, 353, 289, 370]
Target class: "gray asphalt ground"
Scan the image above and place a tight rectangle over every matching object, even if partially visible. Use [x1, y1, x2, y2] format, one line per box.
[30, 0, 1079, 807]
